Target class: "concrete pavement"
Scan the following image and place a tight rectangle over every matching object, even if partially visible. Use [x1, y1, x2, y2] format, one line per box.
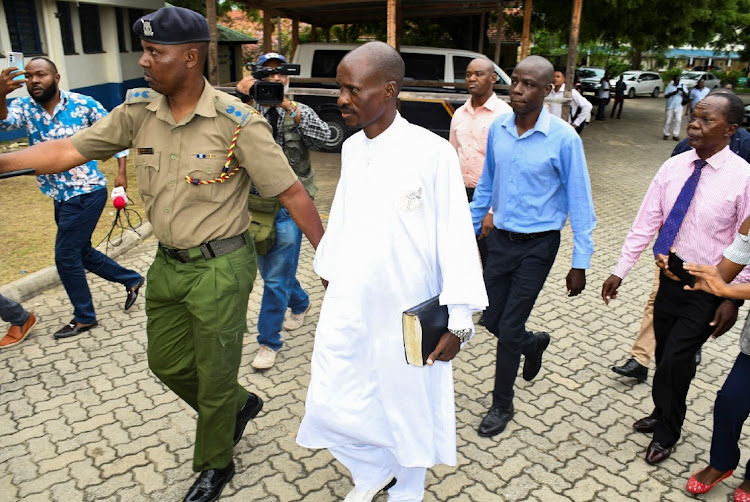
[1, 96, 748, 501]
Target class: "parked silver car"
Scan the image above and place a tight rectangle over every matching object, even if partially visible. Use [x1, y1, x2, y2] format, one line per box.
[609, 71, 662, 98]
[679, 71, 721, 91]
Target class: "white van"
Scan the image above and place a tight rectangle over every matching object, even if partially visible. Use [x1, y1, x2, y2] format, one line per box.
[293, 43, 510, 85]
[289, 43, 510, 151]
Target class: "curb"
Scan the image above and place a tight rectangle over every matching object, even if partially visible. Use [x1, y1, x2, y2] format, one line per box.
[0, 222, 154, 304]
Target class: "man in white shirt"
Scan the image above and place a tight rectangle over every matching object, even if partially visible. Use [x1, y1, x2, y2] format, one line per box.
[663, 75, 688, 141]
[548, 69, 592, 134]
[296, 41, 488, 502]
[595, 74, 610, 121]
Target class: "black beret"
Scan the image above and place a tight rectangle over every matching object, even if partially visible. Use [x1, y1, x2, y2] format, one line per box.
[132, 6, 210, 45]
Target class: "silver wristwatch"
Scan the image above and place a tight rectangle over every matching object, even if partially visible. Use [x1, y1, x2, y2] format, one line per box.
[449, 328, 472, 343]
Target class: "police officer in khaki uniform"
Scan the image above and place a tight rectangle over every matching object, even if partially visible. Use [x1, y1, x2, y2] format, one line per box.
[0, 7, 324, 502]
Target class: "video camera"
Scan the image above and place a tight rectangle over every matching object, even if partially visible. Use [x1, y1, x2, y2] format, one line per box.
[243, 62, 301, 105]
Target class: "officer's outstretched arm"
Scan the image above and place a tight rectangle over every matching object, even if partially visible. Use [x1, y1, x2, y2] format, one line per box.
[278, 180, 324, 250]
[0, 138, 89, 175]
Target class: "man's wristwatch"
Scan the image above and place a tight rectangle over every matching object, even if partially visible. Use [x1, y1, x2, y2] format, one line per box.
[449, 328, 472, 343]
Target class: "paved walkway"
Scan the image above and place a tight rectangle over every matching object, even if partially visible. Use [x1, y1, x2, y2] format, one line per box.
[2, 97, 748, 501]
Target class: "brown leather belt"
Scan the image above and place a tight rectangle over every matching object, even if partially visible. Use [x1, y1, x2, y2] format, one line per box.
[160, 233, 247, 263]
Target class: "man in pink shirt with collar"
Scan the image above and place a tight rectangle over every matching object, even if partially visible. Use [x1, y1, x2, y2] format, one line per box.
[450, 57, 512, 203]
[602, 93, 750, 466]
[449, 57, 511, 267]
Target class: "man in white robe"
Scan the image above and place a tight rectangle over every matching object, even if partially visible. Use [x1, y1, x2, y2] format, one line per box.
[296, 42, 488, 502]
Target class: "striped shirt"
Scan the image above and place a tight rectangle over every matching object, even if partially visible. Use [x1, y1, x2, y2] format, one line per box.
[613, 145, 750, 283]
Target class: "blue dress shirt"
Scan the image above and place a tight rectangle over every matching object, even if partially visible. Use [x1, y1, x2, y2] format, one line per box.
[0, 90, 126, 201]
[470, 107, 597, 269]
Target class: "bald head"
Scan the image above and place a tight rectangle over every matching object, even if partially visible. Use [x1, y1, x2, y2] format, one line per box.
[342, 41, 405, 92]
[470, 57, 494, 73]
[516, 55, 554, 86]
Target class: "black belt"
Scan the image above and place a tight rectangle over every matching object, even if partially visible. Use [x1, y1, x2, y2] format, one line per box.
[160, 233, 247, 263]
[498, 229, 558, 242]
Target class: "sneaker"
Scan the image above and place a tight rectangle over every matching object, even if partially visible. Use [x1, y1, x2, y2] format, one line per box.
[251, 345, 277, 370]
[283, 304, 311, 331]
[0, 312, 36, 348]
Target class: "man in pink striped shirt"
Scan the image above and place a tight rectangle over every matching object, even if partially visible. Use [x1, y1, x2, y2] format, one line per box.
[602, 93, 750, 466]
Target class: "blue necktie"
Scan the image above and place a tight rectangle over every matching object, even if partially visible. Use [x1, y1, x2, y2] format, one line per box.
[653, 159, 707, 257]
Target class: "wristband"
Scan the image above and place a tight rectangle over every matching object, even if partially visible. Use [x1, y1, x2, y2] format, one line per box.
[289, 107, 298, 118]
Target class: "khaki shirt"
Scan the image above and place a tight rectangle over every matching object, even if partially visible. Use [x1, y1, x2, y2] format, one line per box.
[70, 79, 297, 249]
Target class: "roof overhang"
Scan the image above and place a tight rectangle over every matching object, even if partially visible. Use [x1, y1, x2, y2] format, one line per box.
[234, 1, 505, 25]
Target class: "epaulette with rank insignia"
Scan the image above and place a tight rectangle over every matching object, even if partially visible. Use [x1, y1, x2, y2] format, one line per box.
[125, 88, 160, 104]
[214, 91, 258, 127]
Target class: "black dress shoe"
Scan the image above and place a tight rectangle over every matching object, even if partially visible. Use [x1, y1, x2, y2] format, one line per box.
[53, 320, 98, 339]
[633, 415, 658, 433]
[645, 440, 673, 465]
[124, 278, 145, 311]
[612, 358, 648, 382]
[478, 404, 514, 437]
[233, 393, 263, 445]
[184, 462, 235, 502]
[522, 331, 550, 381]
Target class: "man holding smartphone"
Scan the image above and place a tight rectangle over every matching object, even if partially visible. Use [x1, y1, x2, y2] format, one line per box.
[601, 92, 750, 466]
[0, 57, 143, 338]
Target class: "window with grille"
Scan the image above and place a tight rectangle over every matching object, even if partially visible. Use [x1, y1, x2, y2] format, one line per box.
[128, 9, 145, 51]
[3, 0, 43, 54]
[78, 3, 103, 54]
[56, 1, 76, 55]
[115, 7, 128, 52]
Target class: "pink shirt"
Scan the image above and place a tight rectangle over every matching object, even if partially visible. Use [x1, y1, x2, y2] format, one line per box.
[449, 93, 512, 188]
[613, 146, 750, 283]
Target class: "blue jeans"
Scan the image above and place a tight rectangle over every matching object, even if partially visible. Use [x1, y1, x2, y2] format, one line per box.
[256, 208, 309, 351]
[0, 293, 29, 326]
[54, 188, 143, 324]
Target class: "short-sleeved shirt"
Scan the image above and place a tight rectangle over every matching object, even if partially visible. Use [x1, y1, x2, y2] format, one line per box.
[71, 79, 298, 249]
[0, 90, 127, 201]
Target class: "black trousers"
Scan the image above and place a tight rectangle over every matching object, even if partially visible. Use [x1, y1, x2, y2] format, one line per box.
[596, 98, 608, 119]
[466, 187, 488, 267]
[652, 272, 722, 447]
[483, 228, 560, 409]
[710, 351, 750, 479]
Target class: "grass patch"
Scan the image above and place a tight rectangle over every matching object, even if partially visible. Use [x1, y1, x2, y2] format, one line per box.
[0, 151, 146, 285]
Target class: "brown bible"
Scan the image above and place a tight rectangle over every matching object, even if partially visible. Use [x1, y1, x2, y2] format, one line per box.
[402, 295, 449, 367]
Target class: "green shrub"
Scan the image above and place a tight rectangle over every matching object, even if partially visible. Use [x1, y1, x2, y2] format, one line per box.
[661, 68, 682, 84]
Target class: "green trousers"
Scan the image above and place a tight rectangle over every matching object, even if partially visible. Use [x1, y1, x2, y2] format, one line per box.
[145, 234, 256, 471]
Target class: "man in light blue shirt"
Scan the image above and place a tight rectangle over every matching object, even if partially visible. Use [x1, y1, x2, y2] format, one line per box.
[689, 78, 709, 120]
[470, 55, 597, 438]
[0, 57, 143, 339]
[663, 75, 688, 141]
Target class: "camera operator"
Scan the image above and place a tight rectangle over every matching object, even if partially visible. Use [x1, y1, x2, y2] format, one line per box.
[237, 53, 331, 370]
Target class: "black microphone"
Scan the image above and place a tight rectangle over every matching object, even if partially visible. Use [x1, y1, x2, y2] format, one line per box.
[0, 168, 35, 179]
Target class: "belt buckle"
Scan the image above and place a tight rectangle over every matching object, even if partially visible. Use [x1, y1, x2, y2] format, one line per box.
[508, 231, 527, 242]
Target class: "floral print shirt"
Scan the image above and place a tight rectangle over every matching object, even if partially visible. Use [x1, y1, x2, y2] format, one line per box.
[0, 90, 127, 201]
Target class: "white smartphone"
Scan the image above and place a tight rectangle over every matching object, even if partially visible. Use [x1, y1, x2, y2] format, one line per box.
[7, 52, 25, 81]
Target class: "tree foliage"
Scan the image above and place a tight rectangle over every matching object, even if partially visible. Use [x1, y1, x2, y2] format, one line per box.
[532, 0, 750, 68]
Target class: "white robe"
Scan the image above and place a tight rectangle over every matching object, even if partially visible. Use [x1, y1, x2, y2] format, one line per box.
[296, 114, 488, 468]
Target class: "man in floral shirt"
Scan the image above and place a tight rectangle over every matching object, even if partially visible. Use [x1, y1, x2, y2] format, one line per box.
[0, 57, 143, 339]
